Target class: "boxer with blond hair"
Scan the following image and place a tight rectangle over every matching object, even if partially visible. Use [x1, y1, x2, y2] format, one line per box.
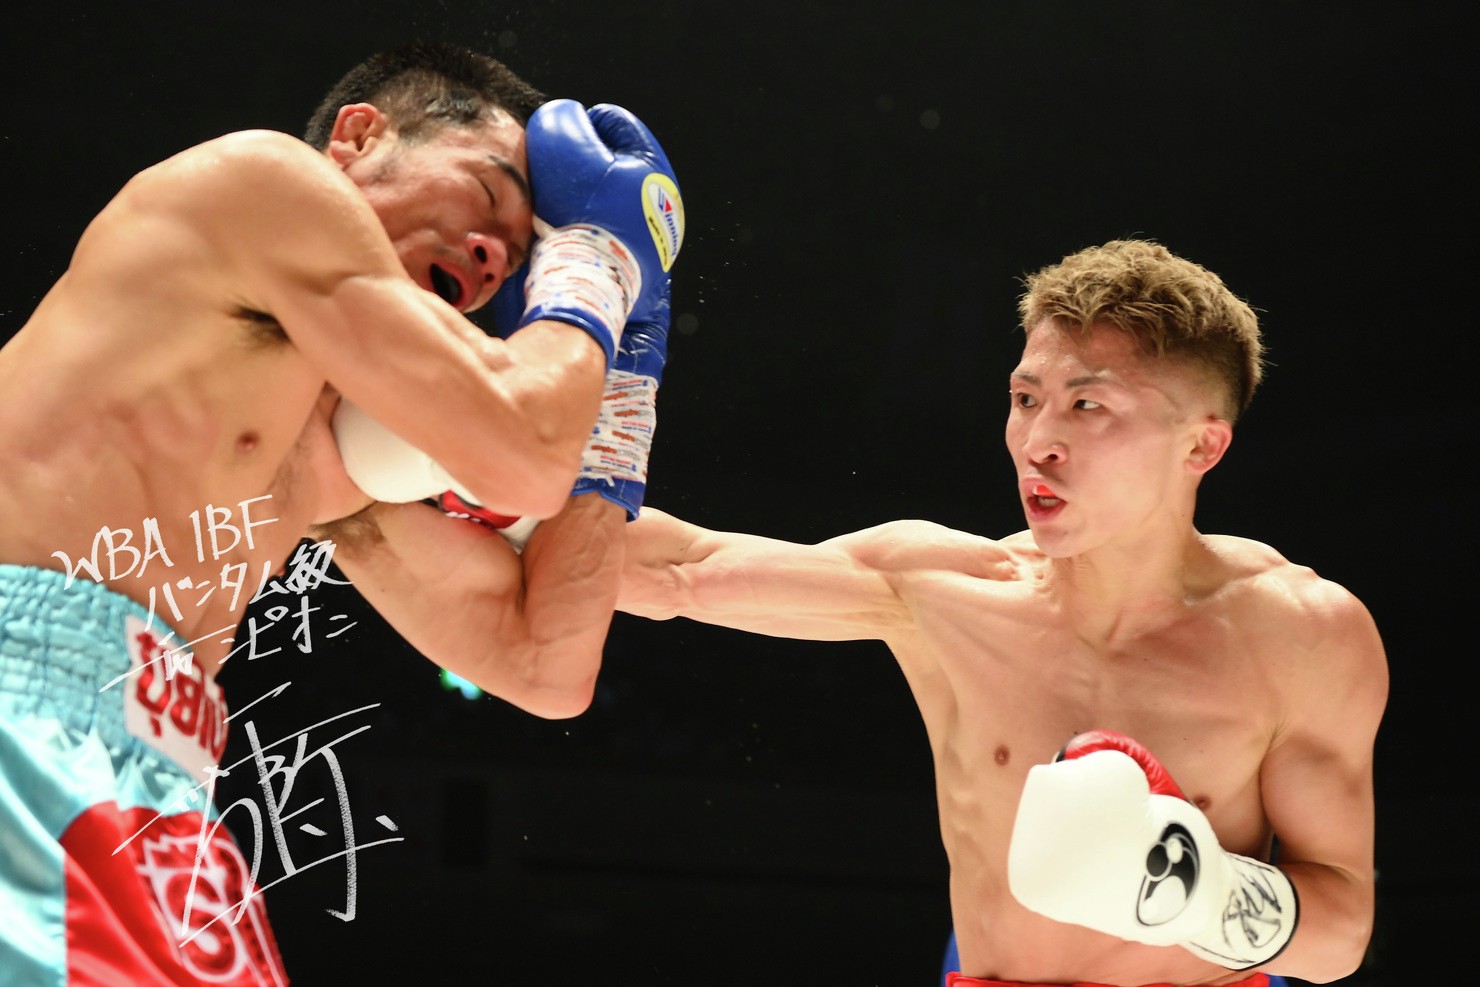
[619, 240, 1382, 987]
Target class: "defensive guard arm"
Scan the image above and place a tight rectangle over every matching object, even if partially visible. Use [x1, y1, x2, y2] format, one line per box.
[1008, 730, 1298, 969]
[323, 493, 624, 719]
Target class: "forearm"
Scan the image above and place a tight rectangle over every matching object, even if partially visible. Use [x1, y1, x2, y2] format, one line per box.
[324, 327, 609, 525]
[321, 495, 624, 719]
[455, 320, 609, 517]
[325, 294, 606, 518]
[495, 492, 627, 717]
[617, 509, 910, 640]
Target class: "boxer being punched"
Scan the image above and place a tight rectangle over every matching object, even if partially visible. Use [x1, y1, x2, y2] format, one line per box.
[619, 240, 1383, 986]
[0, 43, 683, 984]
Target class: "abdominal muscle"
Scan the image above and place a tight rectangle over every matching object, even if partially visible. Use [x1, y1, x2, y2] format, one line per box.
[0, 338, 364, 675]
[894, 573, 1272, 987]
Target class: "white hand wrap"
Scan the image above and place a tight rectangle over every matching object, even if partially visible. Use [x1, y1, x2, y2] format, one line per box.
[332, 400, 474, 504]
[578, 369, 657, 485]
[523, 221, 642, 360]
[1008, 749, 1298, 969]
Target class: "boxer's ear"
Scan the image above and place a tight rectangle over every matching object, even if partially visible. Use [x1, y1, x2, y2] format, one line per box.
[326, 103, 392, 167]
[1186, 416, 1231, 476]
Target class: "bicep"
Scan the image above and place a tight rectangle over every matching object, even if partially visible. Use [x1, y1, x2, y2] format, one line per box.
[1256, 628, 1385, 976]
[1261, 603, 1388, 878]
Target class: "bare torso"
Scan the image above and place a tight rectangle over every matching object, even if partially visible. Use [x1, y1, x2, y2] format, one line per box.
[0, 138, 366, 673]
[880, 525, 1312, 985]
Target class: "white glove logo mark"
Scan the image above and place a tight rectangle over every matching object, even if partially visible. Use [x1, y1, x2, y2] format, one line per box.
[1137, 823, 1200, 926]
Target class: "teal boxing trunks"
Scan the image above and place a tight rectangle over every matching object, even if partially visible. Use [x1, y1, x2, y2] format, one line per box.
[0, 564, 287, 985]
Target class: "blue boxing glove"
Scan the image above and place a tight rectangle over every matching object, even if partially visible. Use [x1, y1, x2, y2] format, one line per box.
[515, 99, 684, 366]
[450, 285, 670, 524]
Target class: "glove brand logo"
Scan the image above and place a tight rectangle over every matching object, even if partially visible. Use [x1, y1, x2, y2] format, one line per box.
[642, 173, 684, 271]
[1137, 822, 1200, 926]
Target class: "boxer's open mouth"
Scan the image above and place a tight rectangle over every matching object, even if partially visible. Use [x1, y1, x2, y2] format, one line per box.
[429, 264, 464, 308]
[1031, 483, 1062, 507]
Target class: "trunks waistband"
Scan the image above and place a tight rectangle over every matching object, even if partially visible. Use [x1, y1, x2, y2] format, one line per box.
[0, 564, 227, 783]
[944, 973, 1270, 987]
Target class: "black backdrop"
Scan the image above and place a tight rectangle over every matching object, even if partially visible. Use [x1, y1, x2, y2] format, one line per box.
[2, 3, 1472, 984]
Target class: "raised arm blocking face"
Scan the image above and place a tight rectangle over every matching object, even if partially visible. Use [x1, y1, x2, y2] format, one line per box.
[0, 110, 602, 659]
[306, 104, 609, 516]
[322, 492, 628, 719]
[194, 119, 606, 519]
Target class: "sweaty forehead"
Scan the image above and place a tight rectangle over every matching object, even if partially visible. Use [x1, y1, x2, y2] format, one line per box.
[437, 112, 527, 162]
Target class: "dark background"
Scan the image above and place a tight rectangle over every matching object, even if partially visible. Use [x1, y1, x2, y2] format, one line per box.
[2, 2, 1471, 984]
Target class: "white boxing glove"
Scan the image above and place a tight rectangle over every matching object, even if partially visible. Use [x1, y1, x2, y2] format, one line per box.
[331, 399, 475, 504]
[333, 400, 540, 551]
[1007, 730, 1299, 970]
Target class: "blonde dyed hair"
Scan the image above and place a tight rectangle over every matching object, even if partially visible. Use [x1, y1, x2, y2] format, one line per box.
[1018, 239, 1264, 421]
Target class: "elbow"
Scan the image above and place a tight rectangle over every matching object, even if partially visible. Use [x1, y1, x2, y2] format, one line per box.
[489, 361, 602, 519]
[510, 674, 596, 720]
[488, 641, 600, 720]
[519, 449, 582, 520]
[1318, 917, 1375, 984]
[621, 601, 683, 622]
[1282, 896, 1375, 983]
[1296, 956, 1368, 985]
[1325, 878, 1378, 983]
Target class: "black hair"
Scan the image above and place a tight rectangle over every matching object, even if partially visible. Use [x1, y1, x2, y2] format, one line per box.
[303, 42, 544, 149]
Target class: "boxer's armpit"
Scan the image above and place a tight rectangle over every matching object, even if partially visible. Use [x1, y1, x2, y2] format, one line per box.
[308, 504, 384, 558]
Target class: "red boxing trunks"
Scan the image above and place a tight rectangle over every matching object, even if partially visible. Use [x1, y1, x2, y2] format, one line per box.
[946, 974, 1272, 987]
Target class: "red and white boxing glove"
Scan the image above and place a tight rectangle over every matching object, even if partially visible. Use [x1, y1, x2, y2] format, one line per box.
[333, 399, 473, 504]
[330, 400, 538, 551]
[435, 490, 538, 552]
[1007, 730, 1299, 969]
